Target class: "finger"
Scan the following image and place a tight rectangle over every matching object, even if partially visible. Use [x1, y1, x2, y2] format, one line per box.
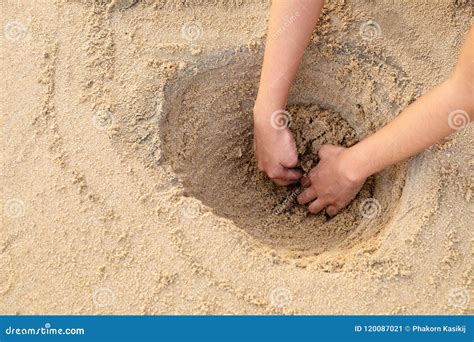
[269, 166, 302, 182]
[266, 166, 288, 180]
[325, 205, 340, 217]
[300, 176, 311, 188]
[297, 187, 318, 205]
[272, 178, 298, 186]
[282, 168, 303, 181]
[308, 198, 327, 215]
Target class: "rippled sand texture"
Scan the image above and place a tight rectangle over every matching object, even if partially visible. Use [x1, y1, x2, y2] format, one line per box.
[1, 0, 473, 314]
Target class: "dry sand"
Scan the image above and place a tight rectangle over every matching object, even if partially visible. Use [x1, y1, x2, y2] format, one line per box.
[1, 0, 473, 314]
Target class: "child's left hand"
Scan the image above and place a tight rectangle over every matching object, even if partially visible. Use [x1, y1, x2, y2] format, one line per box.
[297, 145, 367, 216]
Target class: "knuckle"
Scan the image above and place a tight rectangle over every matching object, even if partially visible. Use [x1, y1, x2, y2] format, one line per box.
[297, 194, 307, 204]
[335, 198, 347, 207]
[267, 169, 278, 179]
[285, 154, 298, 167]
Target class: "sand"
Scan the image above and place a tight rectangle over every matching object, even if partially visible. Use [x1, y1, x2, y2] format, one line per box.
[163, 102, 406, 257]
[1, 0, 473, 315]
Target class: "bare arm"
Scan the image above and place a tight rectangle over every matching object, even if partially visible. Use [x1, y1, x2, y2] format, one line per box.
[298, 26, 474, 216]
[253, 0, 325, 185]
[254, 0, 325, 118]
[347, 26, 474, 180]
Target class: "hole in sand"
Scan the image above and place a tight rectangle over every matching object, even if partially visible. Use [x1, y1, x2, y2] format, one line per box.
[159, 50, 408, 257]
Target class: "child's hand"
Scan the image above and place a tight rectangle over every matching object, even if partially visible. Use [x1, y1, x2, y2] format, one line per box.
[253, 116, 303, 186]
[297, 145, 366, 216]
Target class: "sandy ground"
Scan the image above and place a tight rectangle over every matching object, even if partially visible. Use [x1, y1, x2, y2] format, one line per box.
[1, 0, 473, 314]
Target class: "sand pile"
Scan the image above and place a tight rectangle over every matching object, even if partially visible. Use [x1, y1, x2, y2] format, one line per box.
[1, 0, 472, 315]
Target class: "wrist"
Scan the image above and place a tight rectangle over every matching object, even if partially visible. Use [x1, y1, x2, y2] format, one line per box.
[339, 145, 373, 183]
[253, 106, 285, 130]
[253, 94, 288, 120]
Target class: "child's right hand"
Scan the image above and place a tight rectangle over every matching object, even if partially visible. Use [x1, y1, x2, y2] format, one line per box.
[251, 0, 325, 186]
[253, 111, 303, 186]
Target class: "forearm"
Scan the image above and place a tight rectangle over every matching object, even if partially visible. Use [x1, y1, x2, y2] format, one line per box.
[347, 77, 473, 180]
[254, 0, 325, 118]
[346, 26, 474, 181]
